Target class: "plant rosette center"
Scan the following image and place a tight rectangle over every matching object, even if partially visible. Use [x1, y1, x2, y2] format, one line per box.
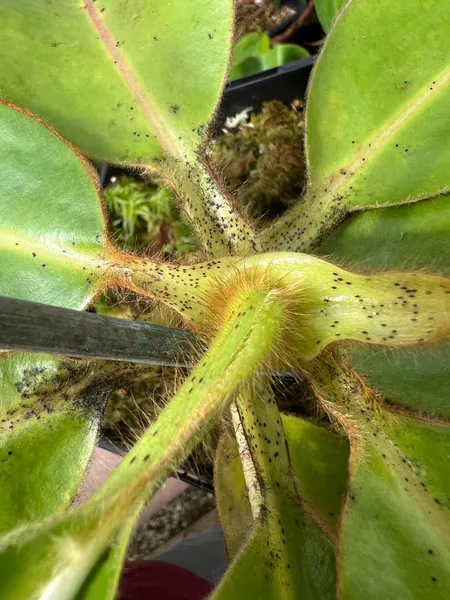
[107, 250, 450, 362]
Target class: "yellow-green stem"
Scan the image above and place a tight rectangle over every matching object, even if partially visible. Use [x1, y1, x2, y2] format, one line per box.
[107, 251, 450, 358]
[261, 190, 344, 253]
[164, 157, 262, 256]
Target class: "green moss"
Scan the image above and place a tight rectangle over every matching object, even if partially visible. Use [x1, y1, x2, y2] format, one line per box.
[212, 100, 306, 222]
[104, 176, 199, 256]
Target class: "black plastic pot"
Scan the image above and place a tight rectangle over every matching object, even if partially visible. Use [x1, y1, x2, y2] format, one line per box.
[216, 55, 315, 130]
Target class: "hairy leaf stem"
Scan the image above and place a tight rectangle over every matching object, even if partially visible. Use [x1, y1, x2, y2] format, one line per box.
[108, 251, 450, 359]
[163, 157, 262, 256]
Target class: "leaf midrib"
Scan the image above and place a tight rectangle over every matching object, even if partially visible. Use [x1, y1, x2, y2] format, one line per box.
[308, 63, 450, 206]
[84, 0, 183, 162]
[0, 230, 106, 269]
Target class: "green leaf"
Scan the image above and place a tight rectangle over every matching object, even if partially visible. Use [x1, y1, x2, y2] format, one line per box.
[0, 354, 179, 545]
[232, 32, 271, 66]
[230, 44, 309, 81]
[74, 520, 135, 600]
[215, 415, 349, 559]
[215, 434, 254, 560]
[0, 357, 154, 539]
[264, 0, 450, 252]
[0, 497, 120, 600]
[318, 196, 450, 276]
[315, 0, 346, 32]
[344, 342, 450, 417]
[318, 196, 450, 417]
[341, 429, 450, 600]
[0, 354, 99, 535]
[309, 354, 450, 600]
[212, 517, 335, 600]
[0, 0, 233, 166]
[282, 415, 349, 537]
[308, 0, 450, 209]
[0, 352, 125, 545]
[383, 416, 450, 511]
[1, 407, 96, 534]
[0, 2, 261, 257]
[0, 102, 107, 309]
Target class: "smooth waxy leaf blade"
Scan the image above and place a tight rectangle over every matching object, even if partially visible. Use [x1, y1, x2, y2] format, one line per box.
[0, 0, 233, 165]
